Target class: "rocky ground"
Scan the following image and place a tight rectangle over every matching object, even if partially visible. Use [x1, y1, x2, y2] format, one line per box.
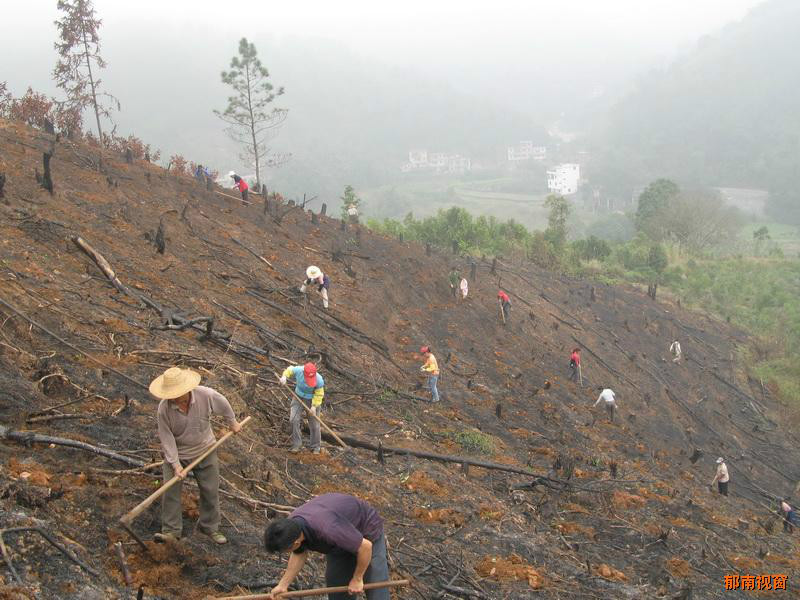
[0, 118, 798, 599]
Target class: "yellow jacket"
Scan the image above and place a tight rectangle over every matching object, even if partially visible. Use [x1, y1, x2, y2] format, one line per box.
[421, 354, 439, 375]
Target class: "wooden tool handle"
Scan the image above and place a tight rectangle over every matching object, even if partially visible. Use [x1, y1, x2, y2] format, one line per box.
[217, 579, 410, 599]
[274, 372, 349, 450]
[120, 416, 251, 525]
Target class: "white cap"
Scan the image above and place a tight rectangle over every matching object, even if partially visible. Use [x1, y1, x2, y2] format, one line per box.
[227, 171, 236, 178]
[716, 457, 724, 464]
[306, 265, 322, 279]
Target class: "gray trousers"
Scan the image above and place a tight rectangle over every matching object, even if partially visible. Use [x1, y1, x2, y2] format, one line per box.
[161, 450, 220, 536]
[325, 534, 390, 600]
[290, 398, 321, 450]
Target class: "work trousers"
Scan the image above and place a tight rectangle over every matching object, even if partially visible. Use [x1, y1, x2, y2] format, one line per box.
[300, 283, 330, 308]
[604, 401, 616, 422]
[290, 398, 321, 451]
[241, 189, 249, 202]
[428, 375, 440, 403]
[568, 363, 578, 382]
[501, 301, 511, 323]
[161, 450, 220, 536]
[325, 534, 390, 600]
[718, 481, 729, 496]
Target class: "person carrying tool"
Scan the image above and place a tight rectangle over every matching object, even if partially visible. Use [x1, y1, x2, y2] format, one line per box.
[498, 290, 511, 324]
[300, 265, 330, 309]
[228, 171, 249, 202]
[780, 498, 795, 534]
[670, 340, 682, 363]
[568, 348, 581, 382]
[150, 367, 243, 544]
[280, 362, 325, 454]
[264, 493, 390, 599]
[459, 276, 469, 300]
[710, 457, 729, 496]
[593, 387, 617, 423]
[419, 345, 440, 403]
[448, 268, 460, 298]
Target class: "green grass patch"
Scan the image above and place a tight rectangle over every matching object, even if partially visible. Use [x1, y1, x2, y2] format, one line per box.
[448, 429, 495, 455]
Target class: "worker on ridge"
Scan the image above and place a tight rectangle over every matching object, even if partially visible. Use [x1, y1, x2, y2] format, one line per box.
[780, 498, 795, 534]
[459, 276, 469, 300]
[448, 268, 459, 298]
[150, 367, 243, 544]
[670, 339, 682, 363]
[228, 171, 249, 202]
[498, 289, 511, 324]
[419, 345, 440, 403]
[568, 347, 581, 383]
[300, 265, 330, 309]
[347, 203, 359, 224]
[710, 457, 729, 496]
[280, 362, 325, 454]
[264, 493, 390, 599]
[594, 387, 617, 423]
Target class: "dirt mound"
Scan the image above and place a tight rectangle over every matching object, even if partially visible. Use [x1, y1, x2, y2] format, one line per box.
[0, 118, 798, 598]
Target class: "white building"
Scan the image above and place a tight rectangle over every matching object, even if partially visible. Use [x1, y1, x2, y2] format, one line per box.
[547, 163, 580, 195]
[401, 150, 471, 174]
[507, 141, 546, 162]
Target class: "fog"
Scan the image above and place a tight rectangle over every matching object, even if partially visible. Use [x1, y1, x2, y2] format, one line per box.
[1, 0, 768, 212]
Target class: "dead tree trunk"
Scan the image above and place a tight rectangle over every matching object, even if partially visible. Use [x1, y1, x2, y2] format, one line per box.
[0, 173, 5, 199]
[470, 261, 477, 281]
[44, 118, 55, 135]
[491, 258, 497, 275]
[41, 152, 54, 195]
[125, 148, 133, 164]
[311, 212, 319, 224]
[155, 221, 166, 254]
[425, 243, 431, 256]
[320, 203, 327, 216]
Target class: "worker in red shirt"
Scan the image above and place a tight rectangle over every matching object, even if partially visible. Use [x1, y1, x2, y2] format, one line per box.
[497, 290, 511, 325]
[228, 171, 249, 202]
[568, 347, 581, 383]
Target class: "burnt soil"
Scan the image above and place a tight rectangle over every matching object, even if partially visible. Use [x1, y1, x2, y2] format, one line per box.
[0, 118, 798, 599]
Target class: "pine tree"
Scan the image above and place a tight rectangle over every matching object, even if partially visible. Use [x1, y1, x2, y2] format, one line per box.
[215, 38, 288, 190]
[53, 0, 118, 144]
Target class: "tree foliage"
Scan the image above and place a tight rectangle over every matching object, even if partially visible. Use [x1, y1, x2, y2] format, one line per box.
[0, 86, 83, 138]
[635, 179, 680, 240]
[215, 38, 288, 190]
[53, 0, 118, 143]
[339, 185, 362, 219]
[544, 194, 570, 249]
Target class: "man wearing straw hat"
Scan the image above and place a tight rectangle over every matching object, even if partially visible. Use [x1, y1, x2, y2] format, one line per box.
[150, 367, 242, 544]
[300, 265, 330, 309]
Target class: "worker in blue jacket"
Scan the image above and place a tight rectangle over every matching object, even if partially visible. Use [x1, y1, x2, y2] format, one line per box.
[280, 363, 325, 453]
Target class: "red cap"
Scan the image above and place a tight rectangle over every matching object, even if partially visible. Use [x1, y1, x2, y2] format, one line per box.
[420, 346, 429, 354]
[303, 362, 317, 387]
[498, 290, 505, 298]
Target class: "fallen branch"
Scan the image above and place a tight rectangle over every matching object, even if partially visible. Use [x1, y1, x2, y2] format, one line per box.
[0, 527, 99, 580]
[0, 425, 146, 467]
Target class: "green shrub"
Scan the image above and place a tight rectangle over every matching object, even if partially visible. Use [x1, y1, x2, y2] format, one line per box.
[448, 429, 494, 455]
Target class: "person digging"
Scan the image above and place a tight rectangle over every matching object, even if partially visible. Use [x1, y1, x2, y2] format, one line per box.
[151, 367, 243, 544]
[568, 348, 581, 383]
[419, 345, 440, 403]
[448, 268, 460, 298]
[264, 493, 390, 600]
[710, 457, 729, 496]
[300, 265, 330, 309]
[594, 387, 617, 423]
[498, 289, 511, 325]
[280, 362, 325, 453]
[670, 340, 682, 363]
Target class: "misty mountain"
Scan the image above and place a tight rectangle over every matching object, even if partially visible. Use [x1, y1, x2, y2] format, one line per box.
[96, 30, 545, 201]
[588, 0, 800, 202]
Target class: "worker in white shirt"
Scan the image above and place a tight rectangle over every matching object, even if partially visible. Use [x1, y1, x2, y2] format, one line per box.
[670, 340, 682, 363]
[780, 498, 795, 534]
[593, 388, 617, 423]
[710, 457, 729, 496]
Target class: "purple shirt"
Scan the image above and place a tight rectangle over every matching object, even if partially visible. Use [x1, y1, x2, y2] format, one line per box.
[290, 493, 384, 555]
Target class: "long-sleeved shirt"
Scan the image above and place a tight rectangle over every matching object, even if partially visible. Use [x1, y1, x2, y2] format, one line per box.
[711, 462, 729, 484]
[421, 354, 439, 375]
[670, 341, 682, 356]
[498, 291, 510, 304]
[290, 493, 384, 555]
[157, 386, 236, 466]
[594, 389, 616, 406]
[282, 366, 325, 406]
[570, 351, 581, 366]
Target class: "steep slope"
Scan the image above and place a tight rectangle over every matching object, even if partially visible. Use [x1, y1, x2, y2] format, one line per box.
[589, 0, 800, 197]
[0, 119, 798, 599]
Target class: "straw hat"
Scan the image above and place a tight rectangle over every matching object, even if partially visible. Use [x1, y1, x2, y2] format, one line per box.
[149, 367, 201, 400]
[306, 265, 322, 279]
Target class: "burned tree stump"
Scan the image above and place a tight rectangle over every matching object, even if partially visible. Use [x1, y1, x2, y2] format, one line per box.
[320, 202, 327, 216]
[0, 173, 5, 199]
[41, 152, 54, 195]
[44, 118, 55, 135]
[206, 176, 213, 191]
[145, 172, 151, 183]
[491, 258, 497, 275]
[144, 151, 150, 162]
[425, 243, 431, 256]
[452, 240, 458, 255]
[590, 286, 596, 302]
[495, 403, 502, 419]
[125, 148, 133, 164]
[355, 227, 361, 246]
[647, 283, 658, 300]
[311, 212, 319, 224]
[470, 261, 476, 281]
[340, 220, 346, 231]
[155, 221, 166, 254]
